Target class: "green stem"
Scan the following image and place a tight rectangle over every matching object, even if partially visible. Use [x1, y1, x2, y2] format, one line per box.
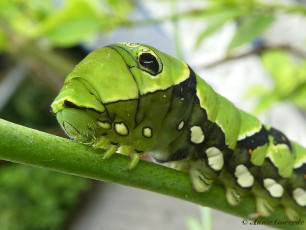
[0, 119, 304, 229]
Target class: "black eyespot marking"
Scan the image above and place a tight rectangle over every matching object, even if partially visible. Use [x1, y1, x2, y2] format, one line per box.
[139, 53, 159, 75]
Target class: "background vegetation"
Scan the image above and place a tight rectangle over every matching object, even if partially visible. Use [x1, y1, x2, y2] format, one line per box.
[0, 0, 305, 230]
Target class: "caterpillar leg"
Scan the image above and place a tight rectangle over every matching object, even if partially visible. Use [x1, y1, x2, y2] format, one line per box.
[169, 160, 189, 173]
[189, 167, 213, 192]
[129, 152, 141, 169]
[103, 144, 142, 169]
[118, 145, 132, 155]
[92, 136, 110, 149]
[255, 197, 274, 217]
[102, 144, 117, 160]
[226, 188, 242, 206]
[285, 207, 300, 221]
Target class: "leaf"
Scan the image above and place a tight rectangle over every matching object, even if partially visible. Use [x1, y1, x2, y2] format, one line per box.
[227, 14, 275, 52]
[297, 61, 306, 82]
[253, 93, 279, 114]
[245, 85, 268, 98]
[33, 0, 104, 47]
[292, 86, 306, 109]
[261, 50, 298, 97]
[195, 21, 226, 48]
[195, 7, 244, 48]
[0, 0, 20, 20]
[0, 0, 37, 37]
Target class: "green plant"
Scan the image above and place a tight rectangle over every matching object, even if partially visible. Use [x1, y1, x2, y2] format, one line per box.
[248, 50, 306, 114]
[0, 118, 304, 230]
[0, 164, 90, 230]
[1, 1, 305, 229]
[186, 207, 212, 230]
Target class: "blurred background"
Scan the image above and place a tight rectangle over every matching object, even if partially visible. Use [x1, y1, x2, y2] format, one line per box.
[0, 0, 306, 230]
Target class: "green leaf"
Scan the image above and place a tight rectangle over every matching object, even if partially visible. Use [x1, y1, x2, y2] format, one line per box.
[252, 93, 279, 114]
[297, 61, 306, 82]
[292, 86, 306, 109]
[195, 21, 227, 48]
[195, 7, 244, 48]
[245, 85, 268, 98]
[261, 50, 298, 97]
[0, 164, 90, 230]
[33, 0, 104, 47]
[0, 0, 20, 20]
[227, 14, 275, 52]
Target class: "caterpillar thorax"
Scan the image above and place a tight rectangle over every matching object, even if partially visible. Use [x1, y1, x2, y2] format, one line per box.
[51, 42, 306, 220]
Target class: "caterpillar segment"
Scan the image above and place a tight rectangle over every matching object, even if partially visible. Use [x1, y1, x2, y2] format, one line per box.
[51, 42, 306, 220]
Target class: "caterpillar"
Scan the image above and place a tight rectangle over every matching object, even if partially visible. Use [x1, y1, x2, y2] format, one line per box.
[51, 42, 306, 220]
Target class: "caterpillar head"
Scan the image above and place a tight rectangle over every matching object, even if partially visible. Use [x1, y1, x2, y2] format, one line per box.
[51, 42, 189, 150]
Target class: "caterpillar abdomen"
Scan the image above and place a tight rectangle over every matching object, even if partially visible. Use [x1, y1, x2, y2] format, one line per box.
[156, 68, 306, 220]
[51, 42, 306, 220]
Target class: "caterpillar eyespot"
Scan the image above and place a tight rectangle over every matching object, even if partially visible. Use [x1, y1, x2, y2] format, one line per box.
[139, 53, 160, 75]
[51, 42, 306, 221]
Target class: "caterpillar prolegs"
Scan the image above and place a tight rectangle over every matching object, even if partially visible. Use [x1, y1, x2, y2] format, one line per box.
[51, 42, 306, 220]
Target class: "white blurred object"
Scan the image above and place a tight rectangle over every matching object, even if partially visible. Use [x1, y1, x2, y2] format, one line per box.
[0, 65, 26, 112]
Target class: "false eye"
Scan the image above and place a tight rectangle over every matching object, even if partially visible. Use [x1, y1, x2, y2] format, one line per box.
[139, 53, 160, 75]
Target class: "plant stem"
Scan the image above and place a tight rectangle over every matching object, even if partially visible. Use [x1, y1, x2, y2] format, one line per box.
[0, 119, 304, 230]
[0, 119, 306, 230]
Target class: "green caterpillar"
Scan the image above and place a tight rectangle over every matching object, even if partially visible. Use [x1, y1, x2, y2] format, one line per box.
[51, 42, 306, 220]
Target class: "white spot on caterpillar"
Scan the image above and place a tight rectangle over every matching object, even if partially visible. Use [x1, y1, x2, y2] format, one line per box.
[190, 126, 204, 144]
[178, 121, 184, 130]
[98, 120, 111, 130]
[293, 188, 306, 206]
[206, 147, 224, 171]
[143, 127, 152, 138]
[114, 122, 129, 136]
[263, 178, 284, 198]
[234, 164, 254, 188]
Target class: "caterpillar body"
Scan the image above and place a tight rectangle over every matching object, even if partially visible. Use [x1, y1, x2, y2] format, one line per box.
[51, 42, 306, 220]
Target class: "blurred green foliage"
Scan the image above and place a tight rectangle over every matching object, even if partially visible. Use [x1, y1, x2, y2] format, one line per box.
[248, 50, 306, 114]
[187, 0, 306, 114]
[0, 164, 90, 230]
[0, 0, 134, 49]
[194, 0, 306, 52]
[0, 0, 306, 229]
[186, 207, 212, 230]
[1, 77, 58, 129]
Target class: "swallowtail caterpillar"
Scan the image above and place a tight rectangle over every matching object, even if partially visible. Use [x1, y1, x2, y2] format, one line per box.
[51, 42, 306, 220]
